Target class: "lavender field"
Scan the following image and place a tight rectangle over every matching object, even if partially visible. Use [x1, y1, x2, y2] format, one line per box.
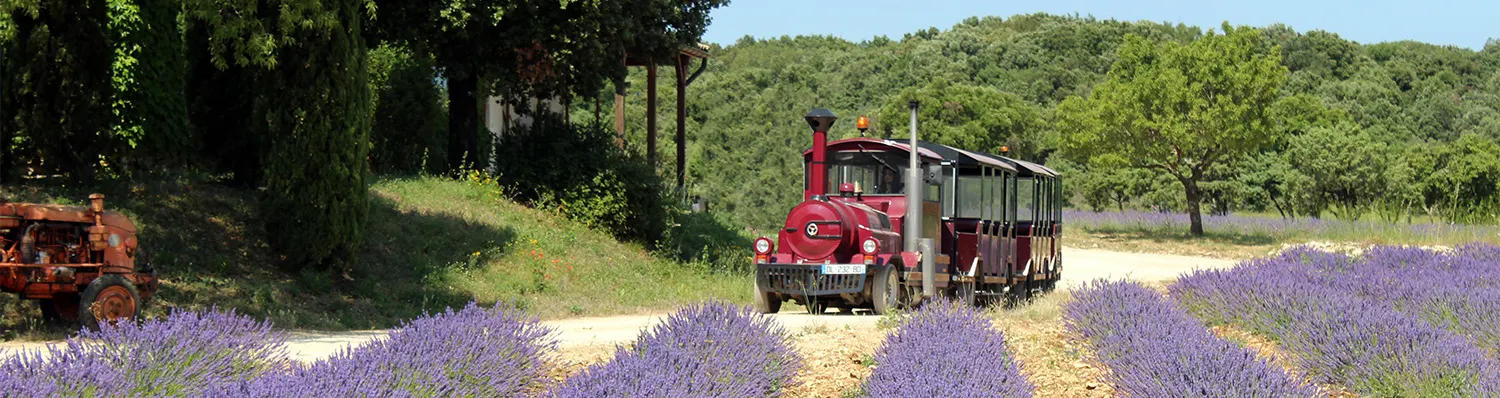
[1066, 210, 1500, 245]
[8, 245, 1500, 397]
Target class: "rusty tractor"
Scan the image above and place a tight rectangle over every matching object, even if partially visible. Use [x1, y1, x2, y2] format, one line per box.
[1, 194, 157, 329]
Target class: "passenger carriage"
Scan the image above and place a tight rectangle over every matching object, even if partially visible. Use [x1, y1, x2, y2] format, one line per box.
[753, 107, 1062, 314]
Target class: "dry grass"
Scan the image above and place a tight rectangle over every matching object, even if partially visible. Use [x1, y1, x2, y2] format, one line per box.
[1070, 231, 1279, 260]
[1211, 325, 1357, 398]
[990, 292, 1114, 397]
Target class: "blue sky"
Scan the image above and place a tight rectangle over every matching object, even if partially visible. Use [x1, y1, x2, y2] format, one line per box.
[702, 0, 1497, 50]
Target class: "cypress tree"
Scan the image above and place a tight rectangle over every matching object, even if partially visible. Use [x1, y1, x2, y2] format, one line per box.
[257, 0, 370, 273]
[108, 0, 190, 166]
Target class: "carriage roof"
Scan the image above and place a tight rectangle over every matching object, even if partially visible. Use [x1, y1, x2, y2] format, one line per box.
[804, 138, 1058, 178]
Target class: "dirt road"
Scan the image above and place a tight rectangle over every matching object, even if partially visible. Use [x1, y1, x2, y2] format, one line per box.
[0, 246, 1239, 366]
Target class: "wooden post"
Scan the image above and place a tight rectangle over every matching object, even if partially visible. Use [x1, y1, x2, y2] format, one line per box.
[614, 88, 626, 149]
[675, 54, 688, 190]
[646, 59, 658, 166]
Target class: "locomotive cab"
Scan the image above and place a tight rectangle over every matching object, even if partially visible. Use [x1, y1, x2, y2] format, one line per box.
[753, 108, 1064, 315]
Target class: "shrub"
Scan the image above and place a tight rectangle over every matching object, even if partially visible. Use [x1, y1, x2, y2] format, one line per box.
[257, 0, 371, 275]
[1, 308, 287, 396]
[548, 302, 800, 397]
[220, 302, 554, 397]
[863, 300, 1033, 398]
[1173, 246, 1500, 396]
[1066, 280, 1316, 397]
[367, 44, 446, 175]
[490, 114, 669, 244]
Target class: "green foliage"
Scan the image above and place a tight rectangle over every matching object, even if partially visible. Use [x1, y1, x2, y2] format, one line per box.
[1286, 123, 1392, 219]
[257, 0, 371, 273]
[367, 44, 446, 175]
[108, 0, 190, 166]
[490, 115, 670, 245]
[1, 0, 116, 180]
[370, 0, 728, 172]
[1059, 24, 1288, 235]
[875, 79, 1051, 161]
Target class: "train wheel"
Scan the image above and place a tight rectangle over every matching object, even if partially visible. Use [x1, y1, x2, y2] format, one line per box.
[872, 266, 902, 315]
[80, 275, 141, 331]
[753, 280, 781, 314]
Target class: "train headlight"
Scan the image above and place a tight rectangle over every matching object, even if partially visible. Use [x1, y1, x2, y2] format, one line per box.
[862, 238, 879, 255]
[755, 238, 773, 255]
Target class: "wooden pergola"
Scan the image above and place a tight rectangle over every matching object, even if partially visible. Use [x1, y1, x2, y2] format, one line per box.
[609, 45, 710, 190]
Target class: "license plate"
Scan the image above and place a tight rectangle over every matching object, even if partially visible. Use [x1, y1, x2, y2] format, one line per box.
[821, 264, 866, 275]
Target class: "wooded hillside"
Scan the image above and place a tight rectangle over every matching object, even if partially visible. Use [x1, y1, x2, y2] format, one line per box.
[599, 14, 1500, 232]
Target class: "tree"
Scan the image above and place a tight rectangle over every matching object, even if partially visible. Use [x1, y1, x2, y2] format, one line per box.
[876, 79, 1051, 161]
[1058, 24, 1288, 235]
[1286, 123, 1389, 220]
[108, 0, 190, 167]
[1, 0, 115, 180]
[370, 0, 727, 173]
[183, 0, 372, 273]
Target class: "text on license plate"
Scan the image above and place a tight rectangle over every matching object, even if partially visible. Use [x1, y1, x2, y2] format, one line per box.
[820, 264, 866, 275]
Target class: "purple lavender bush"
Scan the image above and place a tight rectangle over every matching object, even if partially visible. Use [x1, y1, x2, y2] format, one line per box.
[862, 300, 1033, 398]
[1065, 280, 1316, 397]
[217, 302, 554, 397]
[1, 308, 287, 397]
[547, 301, 801, 398]
[1173, 246, 1500, 396]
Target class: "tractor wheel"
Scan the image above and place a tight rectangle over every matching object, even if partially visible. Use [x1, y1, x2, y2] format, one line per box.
[753, 280, 781, 314]
[80, 274, 141, 331]
[39, 296, 80, 323]
[872, 266, 903, 315]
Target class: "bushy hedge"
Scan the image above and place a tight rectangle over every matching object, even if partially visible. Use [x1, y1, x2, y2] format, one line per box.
[1, 308, 287, 396]
[1066, 280, 1315, 397]
[1174, 246, 1500, 396]
[258, 0, 370, 274]
[863, 300, 1033, 397]
[224, 303, 555, 397]
[491, 114, 669, 244]
[547, 302, 801, 397]
[367, 44, 446, 175]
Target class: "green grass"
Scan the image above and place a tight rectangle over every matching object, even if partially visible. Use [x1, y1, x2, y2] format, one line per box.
[0, 175, 748, 339]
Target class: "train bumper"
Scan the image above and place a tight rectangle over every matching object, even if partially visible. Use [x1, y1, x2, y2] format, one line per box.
[755, 263, 869, 296]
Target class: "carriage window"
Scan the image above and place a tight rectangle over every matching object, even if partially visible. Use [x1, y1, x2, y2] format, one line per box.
[942, 166, 955, 217]
[957, 175, 985, 218]
[814, 152, 910, 195]
[990, 174, 1004, 222]
[1016, 177, 1035, 222]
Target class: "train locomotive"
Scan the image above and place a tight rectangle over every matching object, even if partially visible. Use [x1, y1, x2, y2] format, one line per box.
[752, 104, 1062, 314]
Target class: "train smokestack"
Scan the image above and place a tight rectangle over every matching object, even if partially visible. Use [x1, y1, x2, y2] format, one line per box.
[804, 108, 838, 200]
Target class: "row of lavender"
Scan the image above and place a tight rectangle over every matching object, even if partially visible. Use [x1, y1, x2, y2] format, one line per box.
[1173, 245, 1500, 396]
[1065, 209, 1500, 242]
[0, 302, 801, 397]
[862, 301, 1033, 398]
[1065, 280, 1317, 397]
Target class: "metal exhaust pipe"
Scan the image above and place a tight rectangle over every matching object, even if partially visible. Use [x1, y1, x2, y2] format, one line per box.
[904, 101, 936, 299]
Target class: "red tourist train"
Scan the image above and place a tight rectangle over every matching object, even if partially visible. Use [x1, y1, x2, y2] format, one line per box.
[753, 104, 1062, 314]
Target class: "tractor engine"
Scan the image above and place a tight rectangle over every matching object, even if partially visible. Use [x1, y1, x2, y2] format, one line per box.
[776, 197, 899, 264]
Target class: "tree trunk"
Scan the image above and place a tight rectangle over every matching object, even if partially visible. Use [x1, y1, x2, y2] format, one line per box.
[1184, 178, 1205, 236]
[446, 69, 479, 173]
